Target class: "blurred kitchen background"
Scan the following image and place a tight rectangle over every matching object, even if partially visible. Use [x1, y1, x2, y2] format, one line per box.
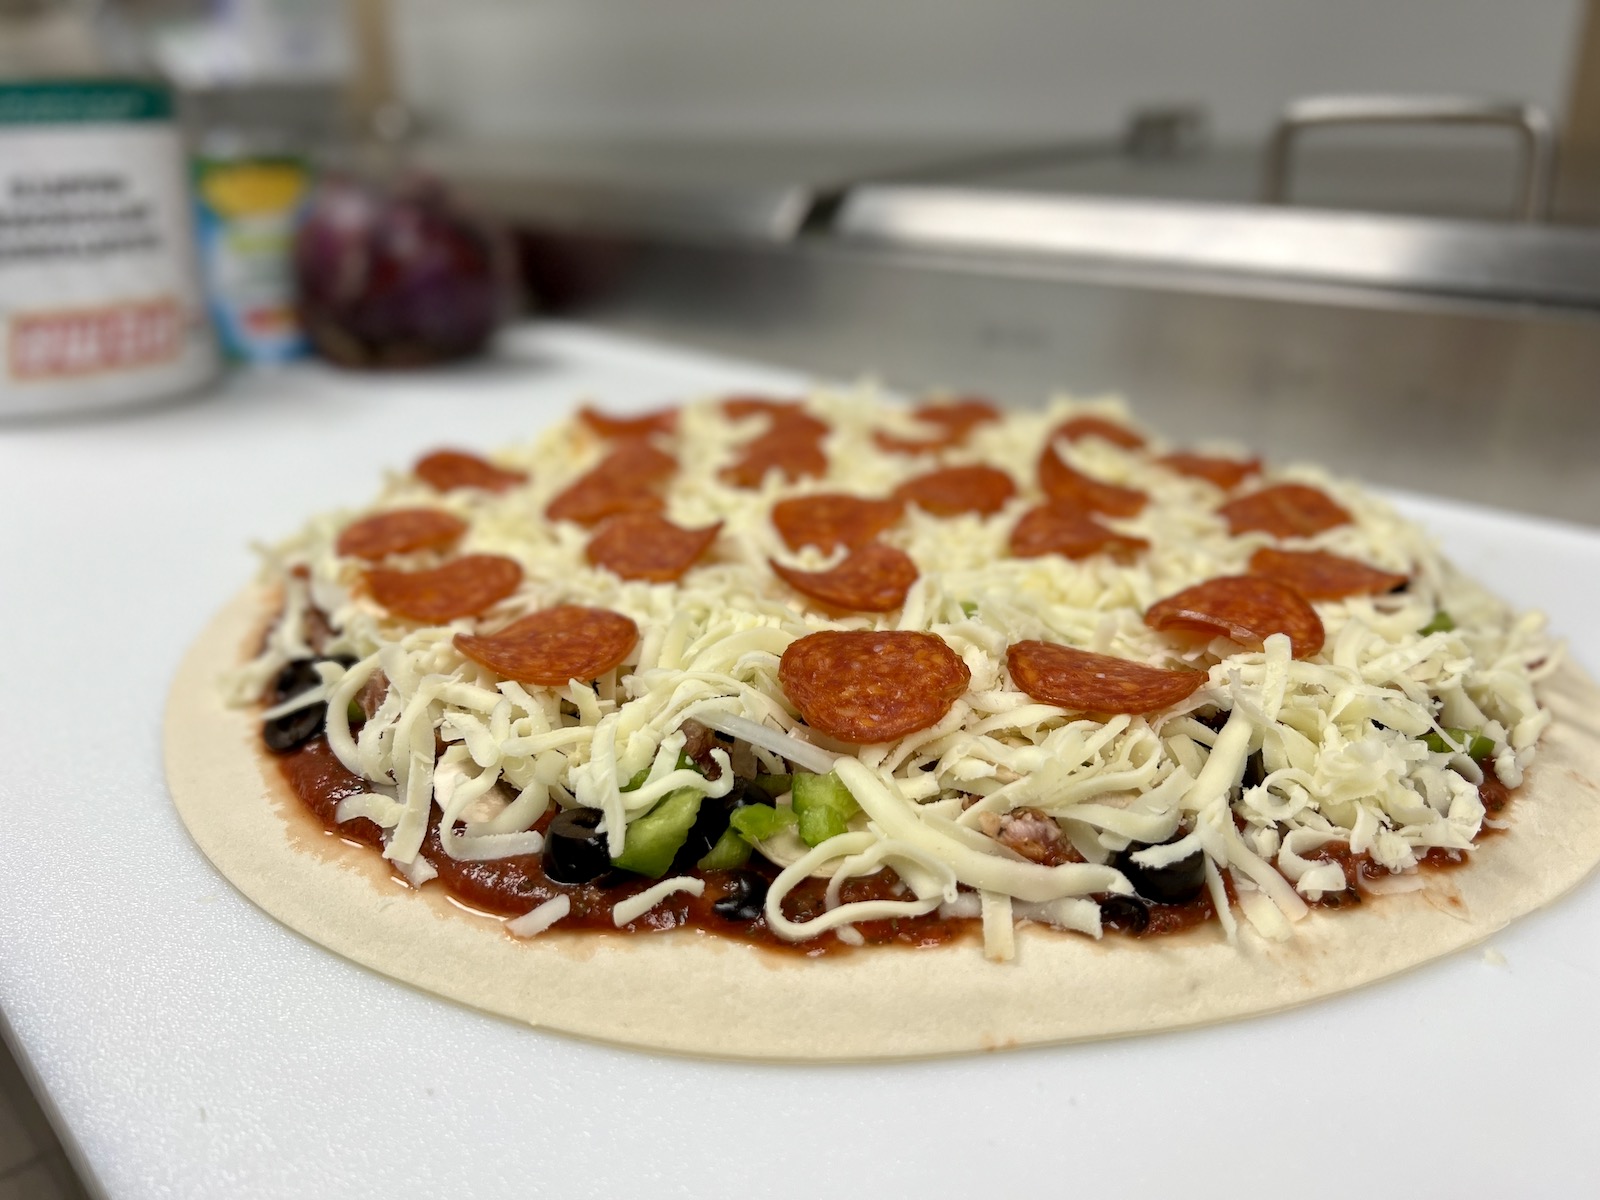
[397, 0, 1590, 216]
[4, 0, 1600, 475]
[3, 3, 1600, 1194]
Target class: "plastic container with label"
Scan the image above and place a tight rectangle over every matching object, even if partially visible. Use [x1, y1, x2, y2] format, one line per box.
[193, 142, 311, 363]
[0, 79, 219, 419]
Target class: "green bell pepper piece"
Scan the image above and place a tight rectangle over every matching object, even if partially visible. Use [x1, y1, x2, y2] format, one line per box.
[747, 773, 792, 801]
[611, 787, 703, 877]
[791, 770, 861, 847]
[730, 803, 798, 843]
[1419, 611, 1456, 636]
[696, 826, 752, 870]
[623, 751, 698, 792]
[1423, 727, 1496, 759]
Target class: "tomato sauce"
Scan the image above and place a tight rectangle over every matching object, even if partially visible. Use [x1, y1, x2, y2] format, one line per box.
[274, 733, 983, 955]
[1298, 758, 1511, 905]
[270, 734, 1516, 950]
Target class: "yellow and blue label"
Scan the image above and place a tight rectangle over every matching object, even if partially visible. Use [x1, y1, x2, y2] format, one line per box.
[193, 156, 310, 363]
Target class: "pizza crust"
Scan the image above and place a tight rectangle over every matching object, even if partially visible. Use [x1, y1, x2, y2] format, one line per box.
[165, 585, 1600, 1060]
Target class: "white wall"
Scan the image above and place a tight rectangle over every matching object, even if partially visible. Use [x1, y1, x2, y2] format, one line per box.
[392, 0, 1583, 144]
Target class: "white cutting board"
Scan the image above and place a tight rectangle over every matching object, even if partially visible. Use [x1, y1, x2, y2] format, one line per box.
[2, 323, 1598, 1199]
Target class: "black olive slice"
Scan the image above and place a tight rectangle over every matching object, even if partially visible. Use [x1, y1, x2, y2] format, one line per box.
[269, 658, 322, 706]
[1115, 839, 1207, 906]
[669, 779, 748, 874]
[263, 701, 327, 753]
[713, 870, 768, 922]
[1243, 751, 1267, 789]
[1099, 894, 1150, 934]
[543, 807, 611, 884]
[262, 656, 360, 752]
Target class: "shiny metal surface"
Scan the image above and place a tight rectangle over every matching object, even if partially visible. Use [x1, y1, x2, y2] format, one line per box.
[832, 187, 1600, 306]
[433, 132, 1546, 227]
[431, 136, 1600, 297]
[1261, 95, 1556, 220]
[431, 135, 1600, 526]
[419, 138, 1010, 242]
[420, 139, 823, 241]
[552, 238, 1600, 527]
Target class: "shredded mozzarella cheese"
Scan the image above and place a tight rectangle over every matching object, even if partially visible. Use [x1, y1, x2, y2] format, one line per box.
[228, 389, 1556, 955]
[612, 877, 705, 927]
[506, 894, 571, 938]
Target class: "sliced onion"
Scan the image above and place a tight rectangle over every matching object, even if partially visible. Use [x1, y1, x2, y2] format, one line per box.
[692, 711, 838, 775]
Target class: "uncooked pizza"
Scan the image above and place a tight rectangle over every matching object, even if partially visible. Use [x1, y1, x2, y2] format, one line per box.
[164, 389, 1600, 1058]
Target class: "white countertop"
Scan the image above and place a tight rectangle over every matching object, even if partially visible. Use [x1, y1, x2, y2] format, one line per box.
[3, 323, 1599, 1199]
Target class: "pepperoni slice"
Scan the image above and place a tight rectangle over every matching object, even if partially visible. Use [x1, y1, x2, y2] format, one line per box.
[719, 399, 832, 487]
[1219, 483, 1352, 538]
[893, 465, 1017, 517]
[597, 439, 676, 487]
[585, 513, 721, 582]
[1053, 415, 1145, 450]
[546, 440, 678, 526]
[1157, 452, 1261, 491]
[1008, 502, 1150, 561]
[1007, 642, 1205, 714]
[775, 410, 831, 441]
[721, 397, 831, 440]
[1248, 548, 1407, 600]
[873, 397, 1000, 454]
[454, 605, 639, 686]
[1145, 575, 1325, 659]
[779, 630, 971, 744]
[770, 543, 918, 613]
[771, 493, 903, 553]
[722, 395, 805, 419]
[577, 405, 678, 440]
[916, 397, 1000, 434]
[546, 483, 664, 527]
[365, 554, 523, 622]
[414, 449, 527, 494]
[720, 428, 829, 488]
[1038, 445, 1147, 517]
[873, 430, 938, 455]
[336, 508, 467, 561]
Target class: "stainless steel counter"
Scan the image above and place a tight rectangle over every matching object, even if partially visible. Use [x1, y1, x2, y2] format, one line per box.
[427, 137, 1600, 528]
[537, 239, 1600, 528]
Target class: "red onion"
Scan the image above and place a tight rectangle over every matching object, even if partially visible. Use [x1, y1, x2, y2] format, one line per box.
[294, 176, 505, 368]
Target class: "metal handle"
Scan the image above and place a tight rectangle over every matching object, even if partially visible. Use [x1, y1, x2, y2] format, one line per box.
[1260, 95, 1556, 221]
